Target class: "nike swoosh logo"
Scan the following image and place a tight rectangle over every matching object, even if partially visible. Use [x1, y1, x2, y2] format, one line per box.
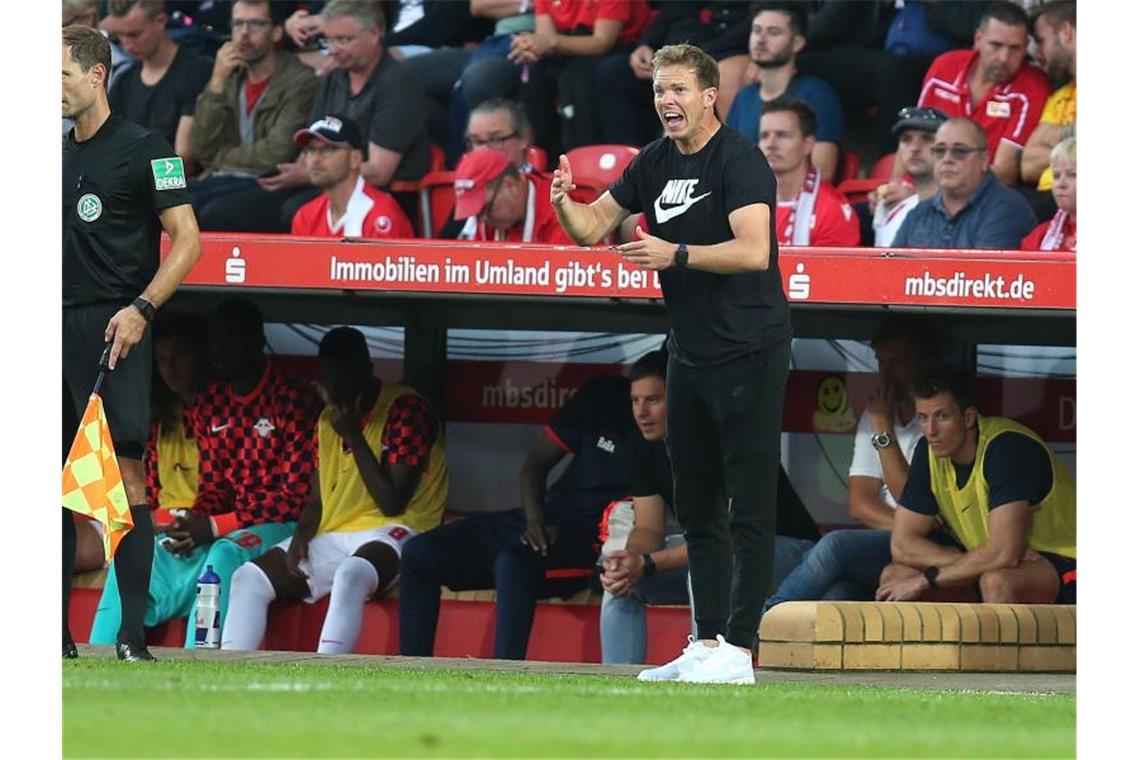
[210, 423, 231, 433]
[654, 191, 711, 223]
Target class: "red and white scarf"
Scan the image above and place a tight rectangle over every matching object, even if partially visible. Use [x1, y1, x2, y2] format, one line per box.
[1041, 210, 1075, 251]
[780, 166, 821, 245]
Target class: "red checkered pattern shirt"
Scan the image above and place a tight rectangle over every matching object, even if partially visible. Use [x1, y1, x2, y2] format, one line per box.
[189, 359, 320, 529]
[376, 392, 438, 466]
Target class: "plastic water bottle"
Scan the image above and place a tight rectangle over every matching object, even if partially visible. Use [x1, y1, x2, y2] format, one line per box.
[194, 565, 222, 649]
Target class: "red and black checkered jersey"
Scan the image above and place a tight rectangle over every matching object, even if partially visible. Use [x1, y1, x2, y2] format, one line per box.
[190, 359, 320, 531]
[378, 392, 438, 467]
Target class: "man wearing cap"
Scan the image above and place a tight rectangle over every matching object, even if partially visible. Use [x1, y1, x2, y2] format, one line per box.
[871, 107, 947, 247]
[291, 115, 414, 239]
[453, 148, 573, 244]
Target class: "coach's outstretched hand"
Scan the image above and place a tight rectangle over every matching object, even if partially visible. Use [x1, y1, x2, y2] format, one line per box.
[616, 226, 677, 271]
[550, 154, 575, 207]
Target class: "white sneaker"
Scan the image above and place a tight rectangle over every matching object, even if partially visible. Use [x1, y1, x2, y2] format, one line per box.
[636, 636, 714, 682]
[678, 635, 756, 685]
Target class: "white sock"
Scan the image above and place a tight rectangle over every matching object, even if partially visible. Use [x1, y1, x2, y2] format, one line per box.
[220, 563, 277, 651]
[317, 556, 379, 654]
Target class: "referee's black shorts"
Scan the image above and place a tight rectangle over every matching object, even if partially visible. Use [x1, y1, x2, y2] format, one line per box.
[63, 302, 151, 460]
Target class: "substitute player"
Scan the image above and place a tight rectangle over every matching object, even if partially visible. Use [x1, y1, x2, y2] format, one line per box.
[552, 43, 790, 685]
[62, 25, 201, 661]
[220, 327, 448, 653]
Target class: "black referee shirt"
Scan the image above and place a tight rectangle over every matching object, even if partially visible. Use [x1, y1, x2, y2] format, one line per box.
[609, 126, 792, 366]
[63, 114, 190, 308]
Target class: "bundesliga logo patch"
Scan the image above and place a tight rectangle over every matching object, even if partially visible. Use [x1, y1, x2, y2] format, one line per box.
[151, 157, 187, 190]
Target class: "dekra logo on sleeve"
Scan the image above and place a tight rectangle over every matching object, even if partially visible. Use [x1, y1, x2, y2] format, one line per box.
[654, 179, 711, 223]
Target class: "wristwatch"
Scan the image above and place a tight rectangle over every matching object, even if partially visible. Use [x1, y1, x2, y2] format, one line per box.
[642, 553, 657, 577]
[132, 296, 156, 323]
[673, 243, 689, 268]
[871, 431, 893, 450]
[923, 566, 941, 590]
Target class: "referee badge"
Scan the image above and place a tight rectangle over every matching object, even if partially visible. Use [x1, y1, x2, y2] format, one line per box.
[151, 157, 187, 190]
[76, 193, 102, 222]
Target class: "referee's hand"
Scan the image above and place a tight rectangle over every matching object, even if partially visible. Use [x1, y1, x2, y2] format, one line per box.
[104, 305, 148, 370]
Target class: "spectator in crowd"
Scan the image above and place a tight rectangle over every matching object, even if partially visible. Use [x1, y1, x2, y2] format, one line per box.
[602, 350, 820, 668]
[436, 98, 543, 239]
[201, 0, 432, 233]
[916, 1, 1050, 186]
[62, 0, 132, 92]
[508, 0, 652, 156]
[103, 0, 212, 169]
[290, 114, 415, 239]
[1021, 1, 1076, 219]
[876, 366, 1076, 604]
[727, 4, 843, 182]
[399, 372, 635, 660]
[1022, 137, 1075, 252]
[88, 298, 320, 648]
[188, 0, 319, 220]
[449, 1, 537, 164]
[795, 1, 981, 158]
[759, 100, 859, 248]
[763, 317, 943, 615]
[892, 118, 1036, 250]
[596, 2, 752, 148]
[222, 326, 448, 654]
[871, 106, 948, 247]
[451, 148, 572, 244]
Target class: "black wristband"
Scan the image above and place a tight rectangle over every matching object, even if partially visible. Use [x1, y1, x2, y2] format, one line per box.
[923, 565, 940, 590]
[642, 553, 657, 577]
[132, 296, 156, 323]
[673, 243, 688, 268]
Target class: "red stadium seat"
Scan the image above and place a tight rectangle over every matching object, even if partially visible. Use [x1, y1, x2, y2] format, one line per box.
[417, 170, 456, 238]
[870, 152, 896, 180]
[389, 144, 446, 195]
[565, 144, 639, 203]
[525, 145, 549, 173]
[836, 178, 885, 203]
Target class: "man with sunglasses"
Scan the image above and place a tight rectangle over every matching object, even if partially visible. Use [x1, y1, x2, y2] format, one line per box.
[290, 114, 414, 239]
[451, 148, 572, 244]
[188, 0, 318, 221]
[892, 118, 1035, 250]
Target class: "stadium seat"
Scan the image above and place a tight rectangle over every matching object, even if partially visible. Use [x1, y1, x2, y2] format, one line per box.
[417, 170, 457, 238]
[565, 144, 639, 203]
[836, 178, 884, 203]
[526, 145, 549, 173]
[870, 152, 896, 180]
[389, 144, 446, 195]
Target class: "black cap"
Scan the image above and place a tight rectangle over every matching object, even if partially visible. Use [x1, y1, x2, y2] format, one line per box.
[892, 106, 949, 137]
[293, 114, 365, 151]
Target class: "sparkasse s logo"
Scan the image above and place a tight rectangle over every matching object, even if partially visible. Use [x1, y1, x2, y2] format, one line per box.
[226, 246, 246, 283]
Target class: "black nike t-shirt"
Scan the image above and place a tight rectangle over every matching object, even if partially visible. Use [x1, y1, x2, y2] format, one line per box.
[63, 115, 191, 307]
[609, 126, 792, 366]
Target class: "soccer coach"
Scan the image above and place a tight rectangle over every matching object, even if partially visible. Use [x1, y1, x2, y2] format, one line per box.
[62, 25, 201, 661]
[551, 43, 791, 685]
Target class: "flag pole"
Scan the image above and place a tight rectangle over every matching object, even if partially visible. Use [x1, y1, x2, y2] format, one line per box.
[91, 343, 113, 396]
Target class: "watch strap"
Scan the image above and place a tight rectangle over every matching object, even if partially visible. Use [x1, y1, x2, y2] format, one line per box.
[642, 553, 657, 577]
[132, 296, 156, 323]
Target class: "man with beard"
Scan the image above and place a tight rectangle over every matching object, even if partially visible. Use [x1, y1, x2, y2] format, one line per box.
[290, 115, 414, 239]
[871, 106, 947, 247]
[188, 0, 319, 220]
[916, 1, 1050, 186]
[1021, 1, 1076, 218]
[725, 4, 842, 183]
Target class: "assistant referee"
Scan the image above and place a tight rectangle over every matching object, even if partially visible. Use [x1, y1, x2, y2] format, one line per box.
[62, 25, 201, 661]
[552, 44, 791, 685]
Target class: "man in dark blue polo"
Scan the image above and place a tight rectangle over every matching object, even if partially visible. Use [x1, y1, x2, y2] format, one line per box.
[892, 118, 1036, 250]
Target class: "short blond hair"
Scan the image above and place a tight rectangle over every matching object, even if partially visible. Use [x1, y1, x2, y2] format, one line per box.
[651, 43, 719, 90]
[1050, 136, 1075, 170]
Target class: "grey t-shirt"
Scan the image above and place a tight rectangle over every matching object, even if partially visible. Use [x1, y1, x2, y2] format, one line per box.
[308, 53, 432, 183]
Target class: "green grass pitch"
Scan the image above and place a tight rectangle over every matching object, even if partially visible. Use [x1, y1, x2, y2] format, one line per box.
[64, 659, 1074, 758]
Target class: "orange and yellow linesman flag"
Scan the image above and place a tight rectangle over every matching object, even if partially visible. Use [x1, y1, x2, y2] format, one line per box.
[62, 392, 134, 561]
